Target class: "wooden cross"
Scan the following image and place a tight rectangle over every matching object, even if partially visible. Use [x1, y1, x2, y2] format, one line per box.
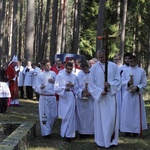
[97, 31, 117, 142]
[97, 31, 117, 92]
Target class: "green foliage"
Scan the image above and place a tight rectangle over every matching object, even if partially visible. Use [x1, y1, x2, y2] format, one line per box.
[79, 0, 150, 68]
[79, 0, 99, 59]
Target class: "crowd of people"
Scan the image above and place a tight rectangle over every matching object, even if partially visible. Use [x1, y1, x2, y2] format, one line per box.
[0, 50, 148, 149]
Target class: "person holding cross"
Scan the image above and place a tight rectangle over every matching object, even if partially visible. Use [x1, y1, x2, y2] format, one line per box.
[88, 49, 121, 148]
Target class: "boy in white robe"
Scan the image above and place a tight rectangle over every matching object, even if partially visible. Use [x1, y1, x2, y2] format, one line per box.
[115, 52, 132, 129]
[120, 55, 148, 137]
[54, 62, 77, 141]
[23, 61, 34, 99]
[35, 59, 57, 137]
[89, 50, 121, 148]
[76, 60, 94, 137]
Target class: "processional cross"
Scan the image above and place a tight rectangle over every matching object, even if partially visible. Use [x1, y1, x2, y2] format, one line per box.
[97, 31, 117, 142]
[97, 30, 117, 92]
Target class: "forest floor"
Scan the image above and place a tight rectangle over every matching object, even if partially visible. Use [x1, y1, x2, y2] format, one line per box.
[0, 88, 150, 150]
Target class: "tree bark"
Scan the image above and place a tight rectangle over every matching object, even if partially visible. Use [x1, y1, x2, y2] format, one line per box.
[24, 0, 35, 62]
[57, 0, 64, 54]
[18, 0, 23, 60]
[96, 0, 106, 54]
[0, 0, 6, 65]
[72, 0, 81, 54]
[120, 0, 128, 63]
[50, 0, 58, 65]
[11, 0, 18, 57]
[37, 0, 51, 63]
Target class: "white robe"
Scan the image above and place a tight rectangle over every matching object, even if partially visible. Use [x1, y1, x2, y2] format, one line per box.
[35, 70, 57, 136]
[30, 66, 41, 89]
[117, 64, 130, 129]
[23, 66, 34, 86]
[76, 71, 94, 134]
[89, 61, 121, 148]
[15, 66, 24, 87]
[120, 65, 148, 133]
[54, 71, 77, 138]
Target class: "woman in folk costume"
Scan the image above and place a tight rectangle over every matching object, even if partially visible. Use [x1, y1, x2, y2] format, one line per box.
[0, 63, 11, 113]
[120, 55, 148, 137]
[35, 58, 57, 137]
[76, 60, 94, 138]
[6, 55, 20, 106]
[88, 50, 121, 148]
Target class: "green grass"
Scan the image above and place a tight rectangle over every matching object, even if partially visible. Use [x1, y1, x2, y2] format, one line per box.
[0, 87, 150, 150]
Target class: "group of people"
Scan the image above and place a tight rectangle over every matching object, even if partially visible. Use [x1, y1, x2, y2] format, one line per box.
[0, 50, 148, 149]
[34, 50, 148, 149]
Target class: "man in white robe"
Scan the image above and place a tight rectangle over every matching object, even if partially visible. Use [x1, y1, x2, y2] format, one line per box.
[115, 52, 132, 129]
[15, 61, 24, 99]
[23, 61, 34, 99]
[31, 62, 41, 100]
[35, 59, 57, 137]
[54, 62, 77, 141]
[89, 50, 121, 148]
[76, 60, 94, 137]
[120, 55, 148, 137]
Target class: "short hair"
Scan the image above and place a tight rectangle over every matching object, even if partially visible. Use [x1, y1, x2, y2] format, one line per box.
[42, 58, 50, 66]
[80, 60, 89, 69]
[65, 62, 73, 68]
[124, 52, 132, 59]
[55, 57, 60, 62]
[96, 49, 105, 56]
[114, 54, 121, 60]
[129, 55, 137, 61]
[32, 62, 38, 66]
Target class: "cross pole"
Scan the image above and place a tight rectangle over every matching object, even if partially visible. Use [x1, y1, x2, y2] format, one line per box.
[97, 32, 117, 142]
[97, 31, 117, 92]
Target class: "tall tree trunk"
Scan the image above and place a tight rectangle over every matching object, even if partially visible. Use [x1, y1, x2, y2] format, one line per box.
[8, 1, 13, 59]
[57, 0, 64, 54]
[41, 0, 51, 60]
[37, 0, 43, 62]
[4, 2, 10, 62]
[72, 0, 81, 54]
[25, 0, 35, 62]
[96, 0, 106, 54]
[0, 0, 5, 65]
[147, 34, 150, 76]
[34, 0, 41, 62]
[135, 15, 142, 66]
[50, 0, 58, 64]
[117, 0, 121, 30]
[18, 0, 23, 60]
[120, 0, 128, 63]
[61, 0, 67, 53]
[11, 0, 18, 57]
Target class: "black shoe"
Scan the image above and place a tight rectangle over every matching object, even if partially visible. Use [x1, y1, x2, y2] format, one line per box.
[43, 134, 51, 139]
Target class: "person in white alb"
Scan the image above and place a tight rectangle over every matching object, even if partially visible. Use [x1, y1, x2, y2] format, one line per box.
[35, 58, 57, 137]
[23, 61, 34, 99]
[31, 62, 41, 100]
[76, 60, 94, 138]
[15, 61, 25, 99]
[120, 55, 148, 138]
[88, 49, 121, 148]
[54, 62, 77, 141]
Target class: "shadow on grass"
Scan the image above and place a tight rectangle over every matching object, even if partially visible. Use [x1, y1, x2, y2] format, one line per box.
[1, 99, 150, 150]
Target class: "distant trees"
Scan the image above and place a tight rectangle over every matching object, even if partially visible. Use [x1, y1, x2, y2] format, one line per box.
[0, 0, 150, 74]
